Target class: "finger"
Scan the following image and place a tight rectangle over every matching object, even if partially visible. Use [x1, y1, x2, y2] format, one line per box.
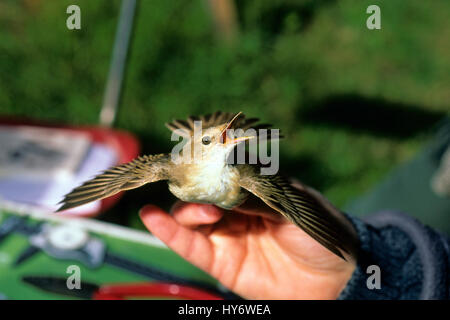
[233, 194, 285, 223]
[171, 201, 224, 228]
[139, 204, 214, 272]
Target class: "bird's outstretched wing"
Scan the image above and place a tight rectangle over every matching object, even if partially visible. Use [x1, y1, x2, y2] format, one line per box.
[56, 154, 171, 212]
[237, 165, 358, 260]
[166, 111, 279, 139]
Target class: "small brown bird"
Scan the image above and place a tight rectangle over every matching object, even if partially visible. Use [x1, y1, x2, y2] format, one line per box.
[57, 111, 358, 260]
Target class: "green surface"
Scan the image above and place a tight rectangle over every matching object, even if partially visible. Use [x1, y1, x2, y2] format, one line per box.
[0, 1, 449, 229]
[0, 210, 217, 300]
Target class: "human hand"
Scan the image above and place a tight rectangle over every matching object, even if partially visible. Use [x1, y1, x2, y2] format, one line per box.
[139, 182, 357, 299]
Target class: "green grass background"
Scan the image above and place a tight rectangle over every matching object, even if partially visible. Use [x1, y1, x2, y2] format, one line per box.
[0, 0, 449, 229]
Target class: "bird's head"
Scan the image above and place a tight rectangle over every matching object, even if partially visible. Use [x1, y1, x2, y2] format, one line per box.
[190, 112, 256, 163]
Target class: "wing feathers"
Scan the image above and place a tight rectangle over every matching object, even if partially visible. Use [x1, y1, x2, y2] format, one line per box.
[56, 154, 171, 212]
[238, 165, 358, 260]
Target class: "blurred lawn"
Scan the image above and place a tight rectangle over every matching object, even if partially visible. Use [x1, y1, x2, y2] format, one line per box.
[0, 0, 449, 229]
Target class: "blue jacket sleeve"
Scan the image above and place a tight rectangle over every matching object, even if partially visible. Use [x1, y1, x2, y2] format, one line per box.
[338, 211, 450, 300]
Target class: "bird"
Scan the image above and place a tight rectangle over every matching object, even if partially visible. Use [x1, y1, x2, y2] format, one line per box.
[57, 111, 358, 260]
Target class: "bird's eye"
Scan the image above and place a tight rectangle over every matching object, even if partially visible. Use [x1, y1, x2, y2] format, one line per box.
[202, 136, 211, 145]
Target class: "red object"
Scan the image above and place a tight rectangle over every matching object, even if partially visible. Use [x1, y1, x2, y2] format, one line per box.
[0, 117, 140, 217]
[93, 282, 224, 300]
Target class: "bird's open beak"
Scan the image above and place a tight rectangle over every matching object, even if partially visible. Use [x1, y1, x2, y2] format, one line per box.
[225, 135, 256, 145]
[219, 112, 255, 145]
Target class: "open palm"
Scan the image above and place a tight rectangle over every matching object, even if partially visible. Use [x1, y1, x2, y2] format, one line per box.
[140, 184, 356, 299]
